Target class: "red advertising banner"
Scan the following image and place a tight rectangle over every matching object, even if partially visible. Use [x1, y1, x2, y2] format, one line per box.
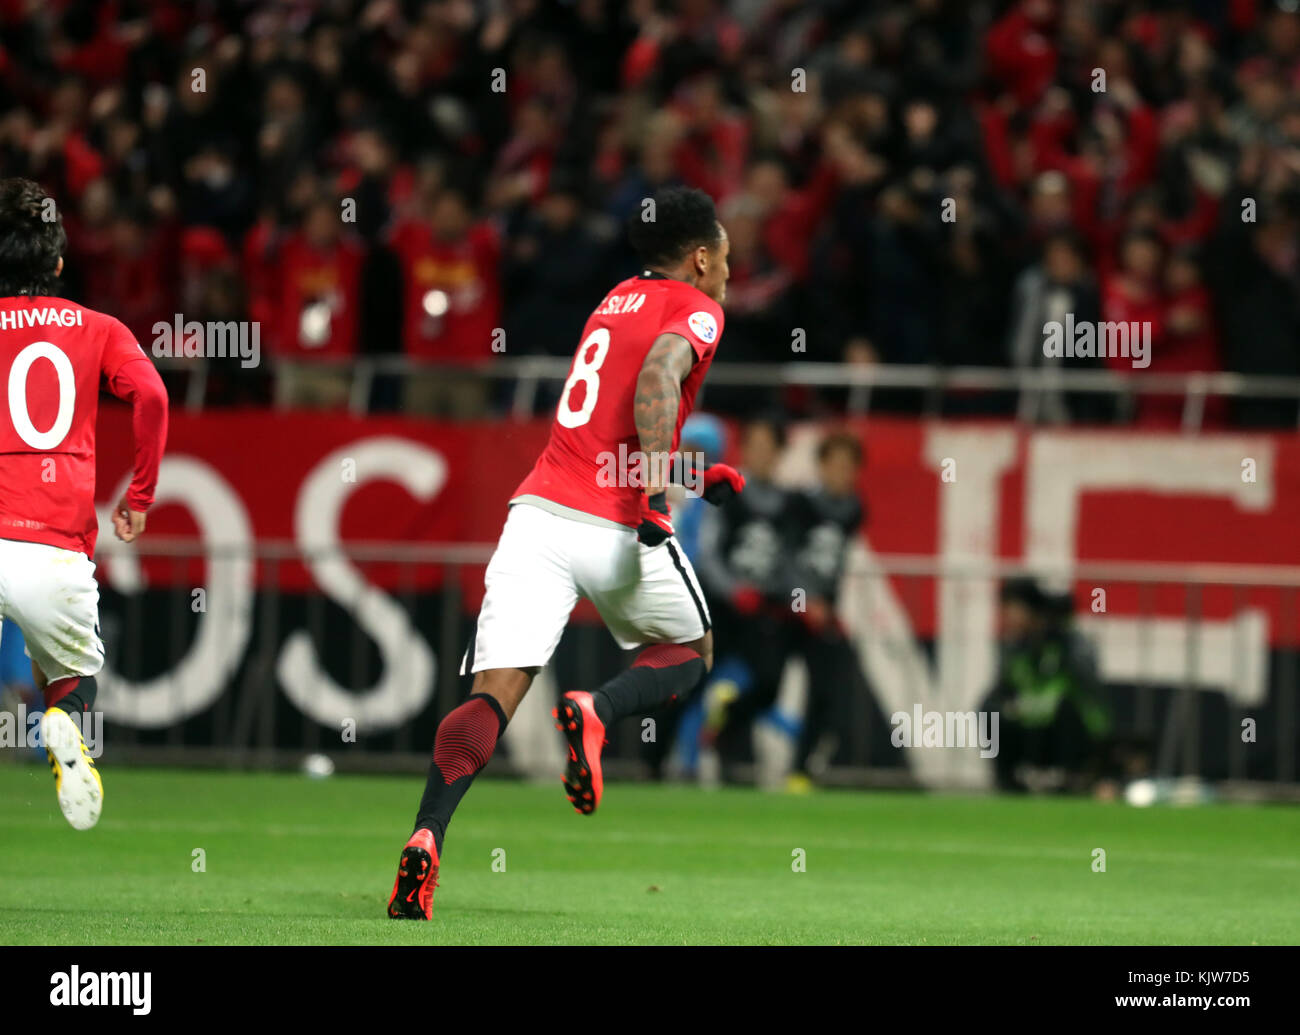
[93, 404, 1300, 638]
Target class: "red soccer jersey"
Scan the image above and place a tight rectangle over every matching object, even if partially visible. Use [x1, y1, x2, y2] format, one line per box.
[0, 296, 168, 557]
[513, 273, 724, 527]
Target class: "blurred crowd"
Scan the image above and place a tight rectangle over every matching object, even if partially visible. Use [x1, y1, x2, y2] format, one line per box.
[2, 0, 1299, 423]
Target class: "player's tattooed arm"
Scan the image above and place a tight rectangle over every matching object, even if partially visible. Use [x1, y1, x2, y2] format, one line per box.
[634, 333, 694, 495]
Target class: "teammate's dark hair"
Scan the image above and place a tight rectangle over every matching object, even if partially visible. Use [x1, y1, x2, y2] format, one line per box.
[0, 178, 66, 297]
[818, 430, 864, 466]
[627, 186, 722, 268]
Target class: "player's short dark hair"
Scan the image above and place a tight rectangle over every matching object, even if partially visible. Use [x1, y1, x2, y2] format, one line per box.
[627, 186, 722, 268]
[0, 178, 66, 297]
[818, 430, 864, 466]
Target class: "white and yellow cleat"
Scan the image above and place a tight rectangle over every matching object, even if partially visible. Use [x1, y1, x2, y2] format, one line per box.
[42, 707, 103, 830]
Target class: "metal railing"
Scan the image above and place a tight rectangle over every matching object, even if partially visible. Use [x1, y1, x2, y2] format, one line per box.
[154, 355, 1300, 430]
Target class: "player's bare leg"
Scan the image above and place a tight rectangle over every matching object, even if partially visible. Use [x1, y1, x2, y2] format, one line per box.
[466, 665, 536, 720]
[388, 666, 536, 919]
[557, 631, 712, 814]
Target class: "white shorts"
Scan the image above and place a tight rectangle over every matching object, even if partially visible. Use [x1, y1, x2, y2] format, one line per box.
[0, 538, 104, 683]
[467, 502, 711, 673]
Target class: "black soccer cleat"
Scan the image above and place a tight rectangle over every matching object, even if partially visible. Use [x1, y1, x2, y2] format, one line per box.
[387, 828, 439, 920]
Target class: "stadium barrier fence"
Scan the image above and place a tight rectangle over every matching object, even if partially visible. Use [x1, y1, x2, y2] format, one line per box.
[50, 539, 1298, 797]
[150, 355, 1300, 431]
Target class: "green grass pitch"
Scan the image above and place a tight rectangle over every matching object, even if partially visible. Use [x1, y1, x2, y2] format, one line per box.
[0, 764, 1296, 945]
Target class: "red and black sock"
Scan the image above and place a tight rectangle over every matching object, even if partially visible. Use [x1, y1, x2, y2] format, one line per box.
[44, 675, 96, 717]
[591, 644, 706, 726]
[414, 692, 508, 855]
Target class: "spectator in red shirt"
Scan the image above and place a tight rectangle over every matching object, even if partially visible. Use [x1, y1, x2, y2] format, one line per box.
[241, 207, 279, 350]
[271, 197, 365, 410]
[1102, 230, 1166, 391]
[388, 186, 501, 416]
[484, 97, 559, 214]
[85, 201, 178, 346]
[743, 156, 837, 283]
[670, 74, 750, 205]
[63, 177, 115, 299]
[986, 0, 1059, 109]
[1134, 245, 1224, 428]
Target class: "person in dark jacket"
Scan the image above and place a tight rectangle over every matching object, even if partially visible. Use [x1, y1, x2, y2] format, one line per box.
[785, 431, 866, 790]
[984, 578, 1112, 792]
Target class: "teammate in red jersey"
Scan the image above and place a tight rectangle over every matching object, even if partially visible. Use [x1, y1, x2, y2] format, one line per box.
[0, 178, 168, 830]
[389, 187, 746, 919]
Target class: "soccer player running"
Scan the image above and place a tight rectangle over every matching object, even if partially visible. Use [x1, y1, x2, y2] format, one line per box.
[389, 187, 744, 919]
[0, 178, 168, 830]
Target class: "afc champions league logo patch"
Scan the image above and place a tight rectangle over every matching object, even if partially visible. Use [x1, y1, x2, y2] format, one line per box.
[687, 311, 718, 345]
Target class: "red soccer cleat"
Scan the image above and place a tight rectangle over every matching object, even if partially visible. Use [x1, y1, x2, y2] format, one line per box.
[553, 691, 607, 815]
[387, 828, 440, 920]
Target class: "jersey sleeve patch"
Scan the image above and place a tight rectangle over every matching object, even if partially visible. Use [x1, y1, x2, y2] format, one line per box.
[686, 310, 718, 345]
